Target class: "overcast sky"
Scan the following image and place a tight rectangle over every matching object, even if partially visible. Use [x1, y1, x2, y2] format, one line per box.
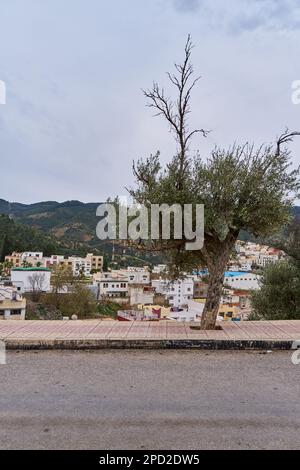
[0, 0, 300, 203]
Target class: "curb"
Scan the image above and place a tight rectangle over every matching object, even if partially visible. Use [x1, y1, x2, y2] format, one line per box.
[2, 339, 294, 351]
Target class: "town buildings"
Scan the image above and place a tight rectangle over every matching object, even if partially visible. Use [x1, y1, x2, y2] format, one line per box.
[5, 252, 104, 278]
[94, 270, 129, 303]
[223, 272, 260, 291]
[1, 239, 285, 322]
[0, 284, 26, 320]
[151, 277, 194, 309]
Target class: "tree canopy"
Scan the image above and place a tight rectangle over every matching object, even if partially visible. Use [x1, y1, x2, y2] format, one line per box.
[129, 36, 300, 329]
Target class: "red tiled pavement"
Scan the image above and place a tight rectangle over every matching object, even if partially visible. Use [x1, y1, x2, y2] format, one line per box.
[0, 319, 300, 342]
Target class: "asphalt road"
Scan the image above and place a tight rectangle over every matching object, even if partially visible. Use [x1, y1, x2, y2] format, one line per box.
[0, 350, 299, 450]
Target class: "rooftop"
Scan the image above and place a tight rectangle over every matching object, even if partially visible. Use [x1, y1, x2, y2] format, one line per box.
[12, 267, 51, 272]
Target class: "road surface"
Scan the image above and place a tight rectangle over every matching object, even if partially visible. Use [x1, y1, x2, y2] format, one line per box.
[0, 350, 299, 450]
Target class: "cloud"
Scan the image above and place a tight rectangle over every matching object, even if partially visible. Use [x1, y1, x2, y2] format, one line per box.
[172, 0, 300, 32]
[1, 0, 300, 203]
[173, 0, 201, 13]
[231, 0, 300, 32]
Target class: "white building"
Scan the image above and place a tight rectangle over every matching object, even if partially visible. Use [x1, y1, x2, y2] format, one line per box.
[22, 252, 44, 260]
[152, 264, 168, 275]
[94, 271, 129, 303]
[239, 262, 252, 272]
[71, 257, 92, 277]
[11, 268, 52, 293]
[129, 285, 155, 306]
[21, 252, 46, 267]
[167, 300, 204, 322]
[152, 277, 194, 308]
[127, 267, 150, 284]
[0, 285, 26, 320]
[257, 254, 280, 267]
[224, 272, 261, 291]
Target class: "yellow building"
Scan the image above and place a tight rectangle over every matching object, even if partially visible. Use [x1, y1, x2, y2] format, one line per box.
[87, 254, 104, 272]
[192, 298, 240, 321]
[218, 304, 240, 321]
[4, 252, 22, 268]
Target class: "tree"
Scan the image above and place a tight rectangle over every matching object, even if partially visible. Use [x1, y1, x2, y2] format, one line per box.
[251, 261, 300, 320]
[129, 36, 300, 329]
[28, 273, 46, 302]
[60, 283, 98, 319]
[251, 216, 300, 320]
[51, 265, 76, 308]
[274, 217, 300, 263]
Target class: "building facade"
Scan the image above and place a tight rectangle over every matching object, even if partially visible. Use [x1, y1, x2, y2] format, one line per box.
[0, 285, 26, 320]
[11, 268, 52, 293]
[152, 277, 194, 308]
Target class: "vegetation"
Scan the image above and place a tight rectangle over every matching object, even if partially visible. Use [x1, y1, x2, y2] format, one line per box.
[251, 261, 300, 320]
[97, 301, 121, 319]
[129, 36, 300, 329]
[0, 214, 62, 261]
[251, 219, 300, 320]
[0, 201, 164, 266]
[27, 284, 98, 320]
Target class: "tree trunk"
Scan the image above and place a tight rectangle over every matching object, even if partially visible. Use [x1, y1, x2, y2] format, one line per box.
[201, 237, 237, 330]
[200, 264, 226, 330]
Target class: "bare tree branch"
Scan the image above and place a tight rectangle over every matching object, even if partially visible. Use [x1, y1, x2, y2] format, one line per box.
[142, 35, 209, 189]
[276, 130, 300, 157]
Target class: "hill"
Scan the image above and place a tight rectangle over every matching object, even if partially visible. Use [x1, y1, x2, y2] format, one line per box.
[0, 215, 65, 261]
[0, 199, 163, 266]
[0, 198, 299, 265]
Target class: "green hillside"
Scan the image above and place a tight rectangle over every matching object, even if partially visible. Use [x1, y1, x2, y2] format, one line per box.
[0, 215, 64, 261]
[0, 198, 299, 266]
[0, 200, 163, 267]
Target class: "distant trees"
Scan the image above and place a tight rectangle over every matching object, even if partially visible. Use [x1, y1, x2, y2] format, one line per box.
[130, 36, 300, 329]
[0, 214, 60, 259]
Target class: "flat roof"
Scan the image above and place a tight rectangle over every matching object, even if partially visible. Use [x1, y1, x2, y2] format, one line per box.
[12, 267, 51, 272]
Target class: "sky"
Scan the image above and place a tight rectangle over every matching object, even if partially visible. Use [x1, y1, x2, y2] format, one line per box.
[0, 0, 300, 203]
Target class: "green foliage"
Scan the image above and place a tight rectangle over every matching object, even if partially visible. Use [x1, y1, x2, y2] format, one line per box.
[97, 301, 121, 319]
[251, 261, 300, 320]
[58, 283, 98, 319]
[130, 145, 300, 274]
[25, 299, 63, 320]
[0, 214, 62, 261]
[29, 284, 99, 320]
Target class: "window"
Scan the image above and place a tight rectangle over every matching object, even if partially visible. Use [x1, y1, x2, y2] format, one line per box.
[11, 309, 22, 316]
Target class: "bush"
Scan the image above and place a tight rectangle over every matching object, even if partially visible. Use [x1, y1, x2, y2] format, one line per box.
[251, 261, 300, 320]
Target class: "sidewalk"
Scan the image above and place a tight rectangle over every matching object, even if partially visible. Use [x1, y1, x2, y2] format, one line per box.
[0, 319, 300, 350]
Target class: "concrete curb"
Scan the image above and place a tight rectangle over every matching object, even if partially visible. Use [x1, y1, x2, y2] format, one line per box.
[3, 338, 294, 350]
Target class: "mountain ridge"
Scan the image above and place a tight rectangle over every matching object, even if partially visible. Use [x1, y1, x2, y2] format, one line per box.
[0, 199, 299, 265]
